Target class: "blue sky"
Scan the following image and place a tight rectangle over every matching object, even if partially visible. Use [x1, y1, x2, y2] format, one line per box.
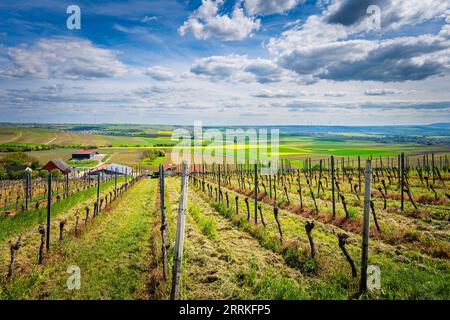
[0, 0, 449, 125]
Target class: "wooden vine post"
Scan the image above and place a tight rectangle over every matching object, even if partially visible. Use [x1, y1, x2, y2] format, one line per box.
[331, 156, 336, 218]
[218, 164, 221, 202]
[114, 168, 118, 191]
[360, 159, 373, 293]
[171, 161, 189, 300]
[254, 162, 258, 225]
[400, 153, 405, 212]
[269, 161, 272, 199]
[358, 156, 362, 193]
[65, 172, 69, 199]
[159, 164, 168, 282]
[96, 172, 101, 215]
[25, 169, 31, 211]
[46, 172, 52, 251]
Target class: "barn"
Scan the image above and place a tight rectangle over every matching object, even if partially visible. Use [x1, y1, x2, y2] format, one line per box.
[41, 159, 71, 174]
[72, 149, 98, 160]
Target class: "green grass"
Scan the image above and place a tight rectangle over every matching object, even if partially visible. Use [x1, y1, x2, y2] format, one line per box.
[3, 126, 448, 167]
[234, 261, 308, 299]
[189, 204, 218, 240]
[0, 177, 124, 241]
[0, 178, 154, 300]
[67, 159, 99, 168]
[194, 176, 450, 299]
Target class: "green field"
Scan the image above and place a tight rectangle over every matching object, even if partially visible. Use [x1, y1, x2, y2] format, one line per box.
[1, 126, 449, 170]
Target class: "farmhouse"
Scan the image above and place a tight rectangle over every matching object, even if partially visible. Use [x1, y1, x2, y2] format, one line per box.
[72, 149, 98, 160]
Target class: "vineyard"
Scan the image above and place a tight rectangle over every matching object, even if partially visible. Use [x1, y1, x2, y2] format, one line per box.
[0, 151, 449, 300]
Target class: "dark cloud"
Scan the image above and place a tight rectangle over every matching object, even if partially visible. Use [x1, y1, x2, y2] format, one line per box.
[277, 35, 449, 82]
[325, 0, 387, 26]
[191, 55, 290, 84]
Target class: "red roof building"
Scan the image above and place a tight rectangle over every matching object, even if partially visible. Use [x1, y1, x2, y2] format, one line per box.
[42, 159, 71, 174]
[72, 149, 98, 160]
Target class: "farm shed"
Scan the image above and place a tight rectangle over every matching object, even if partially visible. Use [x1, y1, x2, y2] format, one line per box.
[42, 159, 71, 174]
[87, 163, 132, 176]
[71, 149, 98, 160]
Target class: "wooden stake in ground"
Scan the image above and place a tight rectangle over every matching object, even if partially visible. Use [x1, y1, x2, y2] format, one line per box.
[358, 156, 362, 193]
[269, 161, 272, 199]
[360, 159, 373, 293]
[331, 156, 336, 218]
[218, 164, 221, 202]
[25, 172, 31, 211]
[96, 172, 101, 215]
[254, 162, 258, 225]
[171, 161, 189, 300]
[400, 153, 405, 212]
[46, 172, 52, 251]
[159, 164, 168, 282]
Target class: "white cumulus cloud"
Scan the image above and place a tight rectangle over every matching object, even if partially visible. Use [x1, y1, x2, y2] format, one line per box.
[0, 38, 128, 80]
[190, 54, 295, 83]
[178, 0, 260, 41]
[144, 66, 176, 81]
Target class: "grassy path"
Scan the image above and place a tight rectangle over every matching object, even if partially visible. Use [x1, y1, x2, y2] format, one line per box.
[0, 178, 126, 280]
[166, 177, 311, 299]
[1, 178, 156, 300]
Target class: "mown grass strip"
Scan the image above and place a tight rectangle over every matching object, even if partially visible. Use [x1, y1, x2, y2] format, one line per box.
[0, 177, 125, 241]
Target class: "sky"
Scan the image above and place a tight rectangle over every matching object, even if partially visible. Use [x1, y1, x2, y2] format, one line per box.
[0, 0, 449, 126]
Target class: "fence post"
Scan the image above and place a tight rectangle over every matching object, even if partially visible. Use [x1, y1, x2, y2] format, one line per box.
[25, 172, 30, 211]
[360, 159, 372, 293]
[65, 172, 69, 198]
[331, 156, 336, 218]
[115, 169, 118, 191]
[46, 172, 52, 251]
[159, 164, 168, 282]
[96, 172, 101, 214]
[269, 161, 272, 199]
[254, 161, 258, 225]
[218, 164, 221, 202]
[171, 161, 189, 300]
[317, 159, 322, 196]
[400, 153, 404, 211]
[431, 153, 435, 185]
[358, 156, 361, 193]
